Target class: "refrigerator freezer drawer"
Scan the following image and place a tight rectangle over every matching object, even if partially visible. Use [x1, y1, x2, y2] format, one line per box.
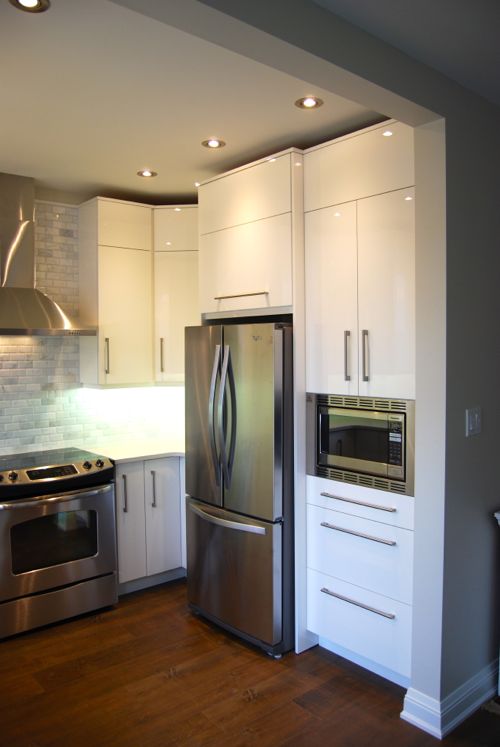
[186, 497, 282, 646]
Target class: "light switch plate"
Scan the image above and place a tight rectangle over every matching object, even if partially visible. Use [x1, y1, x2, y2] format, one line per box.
[465, 406, 482, 437]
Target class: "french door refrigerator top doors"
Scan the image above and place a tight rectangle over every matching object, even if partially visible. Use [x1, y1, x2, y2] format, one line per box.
[185, 321, 294, 656]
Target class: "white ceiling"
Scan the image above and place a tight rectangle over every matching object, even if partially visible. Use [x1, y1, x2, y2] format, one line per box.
[313, 0, 500, 108]
[0, 0, 382, 204]
[3, 0, 497, 205]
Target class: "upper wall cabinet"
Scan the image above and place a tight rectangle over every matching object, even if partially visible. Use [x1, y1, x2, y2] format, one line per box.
[198, 150, 303, 317]
[304, 121, 414, 212]
[79, 197, 154, 386]
[153, 206, 199, 383]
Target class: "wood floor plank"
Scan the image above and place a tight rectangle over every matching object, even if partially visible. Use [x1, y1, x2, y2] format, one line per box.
[0, 580, 497, 747]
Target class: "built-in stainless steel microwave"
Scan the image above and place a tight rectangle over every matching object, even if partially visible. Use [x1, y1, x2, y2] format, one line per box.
[306, 393, 415, 496]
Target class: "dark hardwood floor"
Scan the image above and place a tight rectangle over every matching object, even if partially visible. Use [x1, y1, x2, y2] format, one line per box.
[0, 580, 498, 746]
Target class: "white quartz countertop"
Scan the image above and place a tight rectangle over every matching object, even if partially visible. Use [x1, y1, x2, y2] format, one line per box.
[81, 437, 185, 463]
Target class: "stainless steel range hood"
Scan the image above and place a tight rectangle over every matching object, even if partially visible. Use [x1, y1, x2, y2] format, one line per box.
[0, 172, 95, 336]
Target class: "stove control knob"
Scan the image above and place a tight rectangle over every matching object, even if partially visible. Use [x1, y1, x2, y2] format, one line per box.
[95, 459, 104, 469]
[82, 461, 92, 471]
[8, 471, 18, 482]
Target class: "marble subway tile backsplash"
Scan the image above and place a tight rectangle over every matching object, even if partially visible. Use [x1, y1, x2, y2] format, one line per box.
[0, 201, 179, 456]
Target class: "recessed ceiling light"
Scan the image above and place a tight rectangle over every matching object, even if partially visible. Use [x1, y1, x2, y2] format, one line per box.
[194, 181, 201, 188]
[9, 0, 50, 12]
[174, 207, 182, 212]
[268, 157, 277, 163]
[202, 138, 226, 149]
[165, 241, 172, 246]
[383, 130, 393, 137]
[295, 96, 323, 110]
[137, 169, 157, 178]
[404, 195, 413, 201]
[334, 212, 342, 217]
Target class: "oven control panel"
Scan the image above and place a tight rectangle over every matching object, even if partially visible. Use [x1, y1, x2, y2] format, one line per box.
[0, 449, 114, 492]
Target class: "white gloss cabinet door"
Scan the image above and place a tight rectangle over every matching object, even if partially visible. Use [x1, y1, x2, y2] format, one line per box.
[304, 121, 414, 212]
[357, 188, 415, 399]
[144, 458, 182, 576]
[154, 251, 199, 382]
[199, 213, 293, 314]
[115, 462, 147, 584]
[305, 202, 358, 395]
[98, 200, 152, 251]
[98, 245, 153, 385]
[154, 206, 198, 252]
[199, 153, 291, 235]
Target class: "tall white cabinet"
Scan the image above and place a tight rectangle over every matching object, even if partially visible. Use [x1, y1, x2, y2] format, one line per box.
[79, 198, 154, 386]
[153, 206, 199, 383]
[198, 149, 303, 317]
[305, 121, 415, 400]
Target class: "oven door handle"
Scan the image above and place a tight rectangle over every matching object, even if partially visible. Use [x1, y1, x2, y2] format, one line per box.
[0, 483, 113, 510]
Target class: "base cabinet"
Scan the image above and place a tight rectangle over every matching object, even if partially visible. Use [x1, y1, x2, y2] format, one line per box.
[115, 457, 183, 585]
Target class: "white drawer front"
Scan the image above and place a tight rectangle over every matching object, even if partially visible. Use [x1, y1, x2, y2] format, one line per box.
[307, 504, 413, 603]
[307, 475, 414, 530]
[307, 568, 412, 678]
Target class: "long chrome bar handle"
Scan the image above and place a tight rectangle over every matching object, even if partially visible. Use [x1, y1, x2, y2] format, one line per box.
[226, 348, 237, 486]
[214, 290, 269, 301]
[151, 470, 157, 507]
[362, 329, 369, 381]
[122, 473, 128, 513]
[105, 337, 110, 374]
[208, 344, 221, 486]
[190, 503, 266, 535]
[320, 521, 397, 546]
[320, 491, 397, 513]
[320, 587, 396, 620]
[218, 345, 231, 486]
[344, 330, 351, 381]
[160, 337, 165, 373]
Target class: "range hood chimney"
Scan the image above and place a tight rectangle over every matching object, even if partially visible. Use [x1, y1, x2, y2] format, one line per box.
[0, 172, 95, 335]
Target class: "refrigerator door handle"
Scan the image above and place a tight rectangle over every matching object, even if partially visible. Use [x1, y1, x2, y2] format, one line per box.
[208, 343, 221, 486]
[190, 502, 266, 535]
[218, 344, 237, 488]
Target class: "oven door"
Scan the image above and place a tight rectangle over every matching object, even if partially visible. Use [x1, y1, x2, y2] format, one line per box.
[318, 406, 393, 478]
[0, 483, 116, 602]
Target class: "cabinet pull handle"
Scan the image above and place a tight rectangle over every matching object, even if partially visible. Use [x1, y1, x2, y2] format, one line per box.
[105, 337, 110, 374]
[362, 329, 369, 381]
[320, 491, 397, 513]
[344, 330, 351, 381]
[320, 520, 396, 546]
[160, 338, 165, 373]
[214, 291, 269, 301]
[122, 474, 128, 513]
[151, 470, 157, 507]
[320, 587, 395, 620]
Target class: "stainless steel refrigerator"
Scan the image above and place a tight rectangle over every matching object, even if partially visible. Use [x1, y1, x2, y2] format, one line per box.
[185, 321, 294, 657]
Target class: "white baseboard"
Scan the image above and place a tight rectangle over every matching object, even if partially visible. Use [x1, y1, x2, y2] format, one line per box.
[401, 658, 499, 739]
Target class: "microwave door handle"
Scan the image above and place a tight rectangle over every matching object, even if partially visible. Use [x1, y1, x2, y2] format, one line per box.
[344, 330, 351, 381]
[362, 329, 370, 381]
[208, 343, 221, 486]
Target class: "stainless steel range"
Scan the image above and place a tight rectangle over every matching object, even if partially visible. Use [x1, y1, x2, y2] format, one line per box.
[0, 447, 118, 639]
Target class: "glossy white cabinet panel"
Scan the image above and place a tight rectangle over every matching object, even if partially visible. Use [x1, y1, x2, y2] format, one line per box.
[154, 251, 199, 382]
[304, 121, 414, 212]
[98, 199, 152, 251]
[307, 504, 413, 604]
[357, 188, 415, 399]
[116, 457, 183, 585]
[144, 458, 182, 577]
[306, 475, 414, 530]
[199, 213, 293, 314]
[97, 245, 154, 385]
[115, 462, 147, 584]
[154, 206, 198, 252]
[199, 153, 292, 235]
[305, 202, 358, 395]
[307, 568, 412, 678]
